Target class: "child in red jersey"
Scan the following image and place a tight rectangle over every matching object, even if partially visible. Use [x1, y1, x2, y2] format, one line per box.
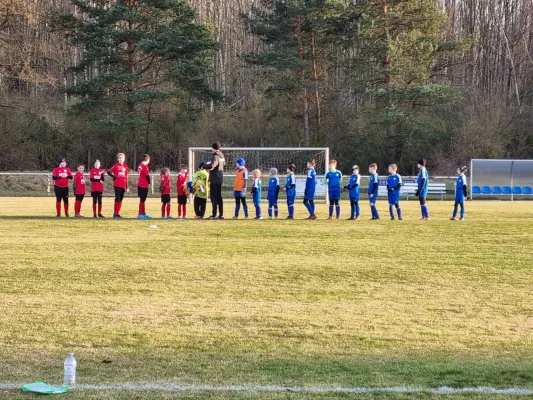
[107, 152, 129, 218]
[176, 165, 188, 219]
[137, 154, 152, 219]
[160, 168, 172, 219]
[73, 164, 87, 218]
[52, 157, 73, 217]
[90, 159, 105, 218]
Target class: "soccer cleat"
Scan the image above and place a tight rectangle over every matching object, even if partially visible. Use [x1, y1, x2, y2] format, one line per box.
[93, 214, 98, 218]
[166, 216, 173, 219]
[346, 217, 355, 220]
[56, 214, 61, 218]
[74, 214, 84, 218]
[327, 217, 333, 220]
[399, 217, 403, 221]
[98, 214, 105, 218]
[354, 217, 360, 220]
[390, 218, 395, 221]
[218, 216, 224, 220]
[65, 213, 70, 218]
[144, 214, 152, 219]
[450, 217, 457, 220]
[336, 216, 340, 220]
[310, 215, 317, 220]
[459, 217, 465, 221]
[113, 214, 122, 219]
[137, 215, 146, 219]
[232, 216, 238, 220]
[194, 216, 200, 219]
[286, 216, 294, 220]
[208, 216, 217, 220]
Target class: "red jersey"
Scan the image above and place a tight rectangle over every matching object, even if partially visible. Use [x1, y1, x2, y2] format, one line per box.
[137, 163, 150, 188]
[108, 163, 129, 189]
[177, 172, 188, 196]
[160, 175, 171, 195]
[52, 167, 72, 188]
[90, 168, 105, 193]
[74, 172, 86, 195]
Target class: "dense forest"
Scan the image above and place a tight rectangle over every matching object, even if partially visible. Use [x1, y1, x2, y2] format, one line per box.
[1, 0, 532, 174]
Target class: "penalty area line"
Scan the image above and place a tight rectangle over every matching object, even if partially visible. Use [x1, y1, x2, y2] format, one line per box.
[0, 383, 532, 395]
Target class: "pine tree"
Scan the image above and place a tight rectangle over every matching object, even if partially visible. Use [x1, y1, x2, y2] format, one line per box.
[344, 0, 469, 164]
[243, 0, 345, 146]
[59, 0, 218, 145]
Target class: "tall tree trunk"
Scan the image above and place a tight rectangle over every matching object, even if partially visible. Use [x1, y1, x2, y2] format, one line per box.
[383, 1, 395, 163]
[296, 15, 310, 147]
[312, 32, 321, 144]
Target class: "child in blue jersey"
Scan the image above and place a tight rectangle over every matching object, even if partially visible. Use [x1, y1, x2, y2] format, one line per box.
[283, 164, 297, 219]
[324, 159, 343, 220]
[344, 165, 361, 220]
[251, 169, 263, 220]
[416, 158, 430, 220]
[368, 163, 380, 220]
[267, 168, 280, 219]
[386, 164, 403, 220]
[233, 158, 249, 219]
[304, 159, 317, 220]
[451, 165, 468, 221]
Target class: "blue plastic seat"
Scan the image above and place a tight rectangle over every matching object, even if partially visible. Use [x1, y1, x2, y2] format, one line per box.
[513, 186, 522, 195]
[492, 186, 502, 194]
[472, 186, 481, 194]
[481, 186, 492, 195]
[502, 186, 512, 195]
[523, 186, 533, 195]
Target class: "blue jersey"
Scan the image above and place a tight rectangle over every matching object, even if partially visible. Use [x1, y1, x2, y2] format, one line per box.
[252, 177, 262, 205]
[368, 172, 379, 198]
[305, 168, 316, 199]
[418, 168, 429, 197]
[455, 175, 467, 201]
[387, 174, 402, 203]
[325, 170, 342, 190]
[346, 174, 361, 200]
[268, 176, 279, 201]
[285, 173, 296, 197]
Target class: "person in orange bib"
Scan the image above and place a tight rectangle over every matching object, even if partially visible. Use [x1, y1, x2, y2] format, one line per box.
[233, 158, 248, 219]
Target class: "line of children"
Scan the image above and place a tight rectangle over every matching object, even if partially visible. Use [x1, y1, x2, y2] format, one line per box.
[324, 160, 343, 220]
[233, 158, 249, 219]
[73, 164, 86, 218]
[250, 169, 263, 219]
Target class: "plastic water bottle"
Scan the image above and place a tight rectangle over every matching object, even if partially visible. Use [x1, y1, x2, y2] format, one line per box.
[63, 352, 77, 386]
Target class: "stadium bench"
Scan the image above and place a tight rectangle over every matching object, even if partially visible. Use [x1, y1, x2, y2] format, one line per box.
[502, 186, 512, 195]
[481, 186, 492, 195]
[492, 186, 502, 194]
[401, 182, 447, 201]
[513, 186, 522, 195]
[472, 186, 481, 195]
[523, 186, 533, 195]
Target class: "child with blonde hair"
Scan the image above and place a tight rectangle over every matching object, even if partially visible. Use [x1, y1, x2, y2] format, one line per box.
[251, 169, 263, 219]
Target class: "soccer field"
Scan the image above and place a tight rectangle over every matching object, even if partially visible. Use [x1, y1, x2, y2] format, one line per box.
[0, 198, 532, 399]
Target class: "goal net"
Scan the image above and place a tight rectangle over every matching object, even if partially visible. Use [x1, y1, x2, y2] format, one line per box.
[188, 147, 330, 200]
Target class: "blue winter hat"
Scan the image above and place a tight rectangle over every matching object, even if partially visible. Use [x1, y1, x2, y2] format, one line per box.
[236, 158, 245, 166]
[58, 157, 66, 164]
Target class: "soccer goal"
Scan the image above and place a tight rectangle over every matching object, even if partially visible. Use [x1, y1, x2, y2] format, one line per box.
[188, 147, 330, 201]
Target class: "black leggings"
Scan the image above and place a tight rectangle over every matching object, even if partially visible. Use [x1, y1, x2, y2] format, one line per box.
[75, 194, 85, 202]
[194, 197, 207, 217]
[419, 197, 427, 206]
[329, 199, 339, 206]
[350, 200, 359, 207]
[54, 186, 69, 203]
[303, 198, 314, 207]
[210, 183, 224, 217]
[235, 197, 247, 207]
[92, 191, 103, 205]
[114, 187, 125, 203]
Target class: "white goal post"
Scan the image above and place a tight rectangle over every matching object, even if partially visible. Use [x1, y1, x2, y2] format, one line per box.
[188, 147, 330, 202]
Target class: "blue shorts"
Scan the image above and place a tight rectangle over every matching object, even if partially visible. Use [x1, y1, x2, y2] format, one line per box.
[253, 194, 261, 207]
[328, 189, 341, 201]
[287, 195, 295, 206]
[388, 193, 400, 205]
[369, 195, 378, 204]
[304, 191, 315, 201]
[233, 190, 245, 198]
[455, 195, 465, 205]
[349, 196, 360, 202]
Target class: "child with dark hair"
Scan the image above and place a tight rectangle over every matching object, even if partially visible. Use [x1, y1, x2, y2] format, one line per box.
[368, 163, 380, 220]
[160, 168, 172, 219]
[387, 164, 403, 220]
[137, 153, 151, 219]
[416, 158, 430, 220]
[177, 165, 189, 219]
[344, 165, 361, 220]
[304, 159, 317, 220]
[324, 160, 342, 220]
[90, 160, 105, 218]
[451, 166, 468, 221]
[73, 164, 86, 218]
[283, 164, 297, 219]
[52, 157, 73, 217]
[233, 158, 249, 219]
[192, 162, 209, 219]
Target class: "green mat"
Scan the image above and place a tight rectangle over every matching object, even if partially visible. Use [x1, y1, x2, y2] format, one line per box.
[22, 382, 69, 395]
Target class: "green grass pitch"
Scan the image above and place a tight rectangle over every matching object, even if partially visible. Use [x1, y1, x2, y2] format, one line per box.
[0, 197, 532, 399]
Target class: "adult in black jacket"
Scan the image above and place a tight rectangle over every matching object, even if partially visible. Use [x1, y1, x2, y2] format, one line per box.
[204, 142, 226, 219]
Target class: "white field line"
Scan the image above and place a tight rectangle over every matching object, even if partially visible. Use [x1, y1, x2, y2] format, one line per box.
[0, 383, 532, 395]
